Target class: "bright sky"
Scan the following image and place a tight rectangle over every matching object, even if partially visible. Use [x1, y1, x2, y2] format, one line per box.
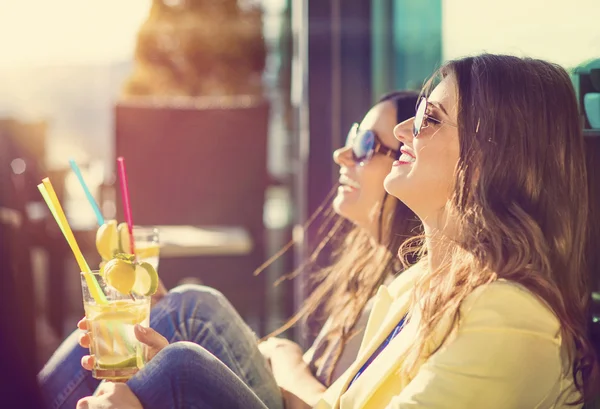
[2, 0, 596, 69]
[0, 0, 150, 67]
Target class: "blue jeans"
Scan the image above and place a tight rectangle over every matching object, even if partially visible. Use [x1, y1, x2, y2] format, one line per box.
[38, 285, 283, 409]
[128, 341, 270, 409]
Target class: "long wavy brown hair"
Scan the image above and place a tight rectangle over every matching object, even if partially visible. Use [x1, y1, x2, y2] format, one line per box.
[257, 91, 422, 385]
[399, 54, 599, 403]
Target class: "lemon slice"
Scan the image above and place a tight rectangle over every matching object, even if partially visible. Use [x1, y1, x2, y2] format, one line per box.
[132, 262, 159, 296]
[96, 220, 119, 260]
[93, 311, 140, 324]
[104, 258, 136, 295]
[96, 356, 138, 369]
[118, 222, 132, 254]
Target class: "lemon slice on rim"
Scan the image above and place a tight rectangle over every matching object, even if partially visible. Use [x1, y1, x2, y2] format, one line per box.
[104, 258, 136, 295]
[96, 220, 119, 260]
[132, 262, 159, 296]
[118, 222, 132, 254]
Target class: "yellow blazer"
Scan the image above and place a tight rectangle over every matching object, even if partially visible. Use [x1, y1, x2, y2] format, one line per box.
[315, 265, 579, 409]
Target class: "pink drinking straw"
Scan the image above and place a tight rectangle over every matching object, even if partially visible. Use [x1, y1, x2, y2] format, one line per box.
[117, 157, 136, 255]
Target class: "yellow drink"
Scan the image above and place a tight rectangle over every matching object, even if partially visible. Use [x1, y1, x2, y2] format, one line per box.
[135, 242, 160, 270]
[81, 272, 151, 381]
[133, 226, 160, 270]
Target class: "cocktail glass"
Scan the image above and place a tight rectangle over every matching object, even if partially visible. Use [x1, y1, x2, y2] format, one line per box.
[80, 271, 151, 381]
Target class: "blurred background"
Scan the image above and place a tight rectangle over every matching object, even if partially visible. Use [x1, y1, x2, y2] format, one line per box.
[1, 0, 599, 370]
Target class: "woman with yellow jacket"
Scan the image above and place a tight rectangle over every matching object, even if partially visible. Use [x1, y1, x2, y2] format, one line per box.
[77, 54, 599, 409]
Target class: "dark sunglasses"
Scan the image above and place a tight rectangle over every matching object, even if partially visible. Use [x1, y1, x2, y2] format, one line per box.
[346, 123, 399, 165]
[413, 97, 457, 138]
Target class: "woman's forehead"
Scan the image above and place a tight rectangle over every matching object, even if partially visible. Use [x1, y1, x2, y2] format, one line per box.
[360, 102, 390, 127]
[359, 101, 398, 145]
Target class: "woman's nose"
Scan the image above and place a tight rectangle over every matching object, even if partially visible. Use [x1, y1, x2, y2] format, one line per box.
[333, 146, 355, 167]
[393, 118, 414, 144]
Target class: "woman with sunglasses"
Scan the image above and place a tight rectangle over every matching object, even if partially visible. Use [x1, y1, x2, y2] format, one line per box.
[76, 54, 600, 409]
[40, 92, 421, 409]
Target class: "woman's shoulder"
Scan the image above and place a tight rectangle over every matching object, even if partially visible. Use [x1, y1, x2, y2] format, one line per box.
[460, 279, 562, 342]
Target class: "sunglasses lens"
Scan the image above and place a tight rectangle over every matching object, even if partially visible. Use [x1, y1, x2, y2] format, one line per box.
[414, 98, 427, 137]
[351, 129, 375, 163]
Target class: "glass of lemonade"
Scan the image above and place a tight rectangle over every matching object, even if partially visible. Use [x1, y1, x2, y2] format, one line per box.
[80, 271, 151, 381]
[133, 226, 160, 270]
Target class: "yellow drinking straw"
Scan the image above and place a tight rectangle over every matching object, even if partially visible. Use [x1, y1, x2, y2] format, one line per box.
[37, 178, 107, 304]
[38, 186, 67, 238]
[39, 178, 135, 362]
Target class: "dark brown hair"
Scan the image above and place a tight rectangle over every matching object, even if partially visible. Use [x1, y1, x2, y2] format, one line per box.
[258, 91, 422, 385]
[400, 54, 599, 403]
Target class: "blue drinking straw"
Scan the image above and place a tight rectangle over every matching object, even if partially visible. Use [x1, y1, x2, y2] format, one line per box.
[69, 159, 105, 226]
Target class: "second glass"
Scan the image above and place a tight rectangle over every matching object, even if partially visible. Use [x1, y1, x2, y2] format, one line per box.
[132, 226, 160, 270]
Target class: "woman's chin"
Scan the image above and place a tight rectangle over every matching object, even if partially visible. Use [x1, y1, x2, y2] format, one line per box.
[333, 194, 357, 221]
[383, 173, 404, 198]
[332, 195, 347, 216]
[384, 175, 416, 210]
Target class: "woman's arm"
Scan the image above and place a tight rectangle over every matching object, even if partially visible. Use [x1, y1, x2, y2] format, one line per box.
[260, 338, 327, 409]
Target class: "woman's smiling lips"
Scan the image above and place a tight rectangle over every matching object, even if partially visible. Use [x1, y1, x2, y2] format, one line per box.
[393, 147, 416, 166]
[339, 174, 360, 192]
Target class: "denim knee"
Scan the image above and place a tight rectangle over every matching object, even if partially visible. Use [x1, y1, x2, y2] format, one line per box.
[169, 285, 234, 318]
[170, 284, 225, 306]
[158, 341, 219, 376]
[129, 342, 273, 409]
